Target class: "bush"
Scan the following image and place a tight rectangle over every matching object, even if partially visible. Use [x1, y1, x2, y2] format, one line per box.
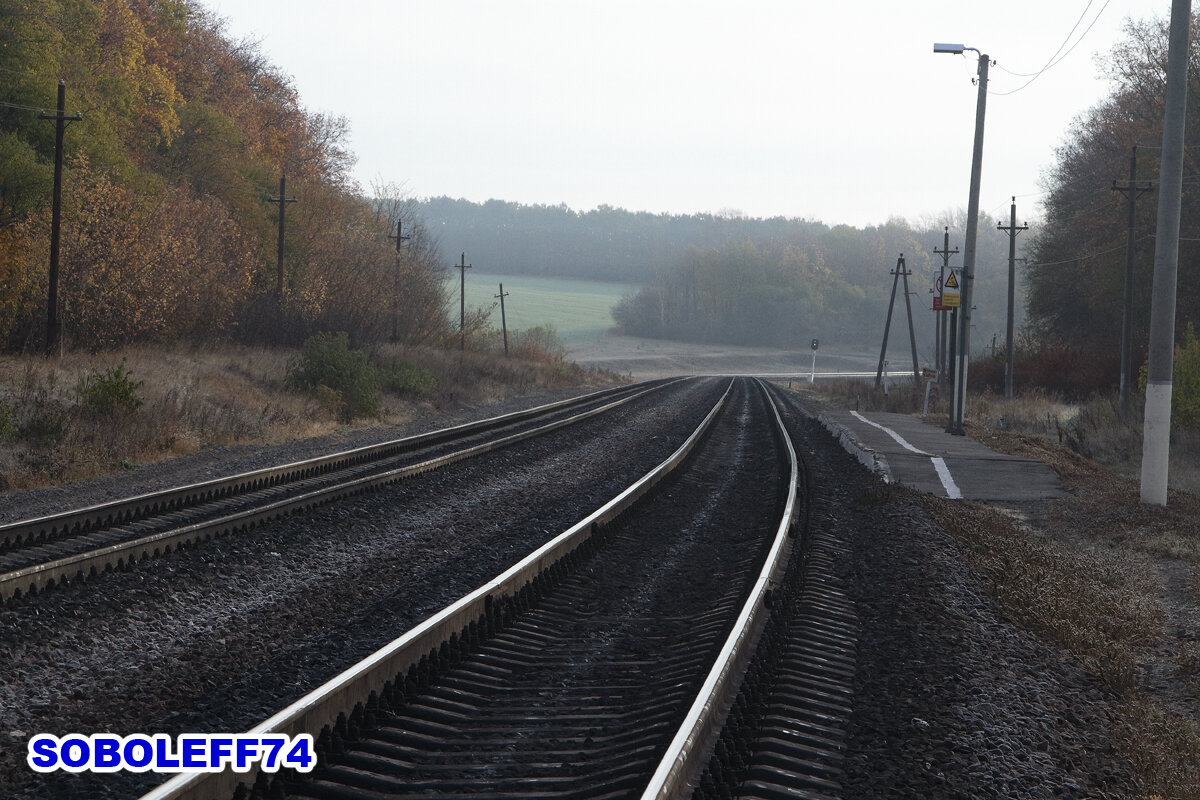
[75, 359, 143, 417]
[0, 400, 18, 441]
[509, 326, 566, 361]
[377, 359, 436, 395]
[1173, 324, 1200, 428]
[285, 332, 381, 419]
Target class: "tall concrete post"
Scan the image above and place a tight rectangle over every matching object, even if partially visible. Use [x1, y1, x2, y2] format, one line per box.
[1141, 0, 1191, 506]
[948, 52, 988, 435]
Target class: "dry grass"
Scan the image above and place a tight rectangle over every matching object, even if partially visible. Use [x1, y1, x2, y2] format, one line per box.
[1116, 700, 1200, 800]
[922, 495, 1163, 693]
[0, 343, 616, 491]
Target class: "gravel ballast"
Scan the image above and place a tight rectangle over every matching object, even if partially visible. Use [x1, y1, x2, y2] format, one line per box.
[774, 398, 1136, 799]
[0, 379, 1143, 799]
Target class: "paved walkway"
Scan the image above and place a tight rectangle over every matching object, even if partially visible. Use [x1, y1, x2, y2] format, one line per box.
[819, 409, 1063, 503]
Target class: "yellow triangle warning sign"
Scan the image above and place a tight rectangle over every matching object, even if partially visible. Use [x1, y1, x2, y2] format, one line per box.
[944, 271, 960, 289]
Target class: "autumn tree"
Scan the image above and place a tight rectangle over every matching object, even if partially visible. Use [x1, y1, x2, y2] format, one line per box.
[1028, 11, 1200, 378]
[0, 0, 452, 351]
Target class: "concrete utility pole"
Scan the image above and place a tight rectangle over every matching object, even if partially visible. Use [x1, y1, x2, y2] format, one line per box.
[38, 80, 82, 356]
[268, 176, 297, 302]
[1112, 146, 1154, 418]
[457, 252, 472, 351]
[997, 197, 1029, 399]
[937, 45, 990, 436]
[875, 255, 921, 388]
[1141, 0, 1192, 507]
[933, 227, 959, 383]
[495, 283, 510, 357]
[388, 219, 411, 342]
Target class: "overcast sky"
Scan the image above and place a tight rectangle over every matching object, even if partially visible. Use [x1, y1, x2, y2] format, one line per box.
[198, 0, 1170, 228]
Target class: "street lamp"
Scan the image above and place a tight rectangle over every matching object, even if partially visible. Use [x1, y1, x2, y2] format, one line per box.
[934, 42, 990, 435]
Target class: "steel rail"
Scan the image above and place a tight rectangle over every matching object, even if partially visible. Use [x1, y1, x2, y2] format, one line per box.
[639, 377, 802, 799]
[0, 380, 667, 552]
[0, 380, 679, 603]
[139, 379, 736, 800]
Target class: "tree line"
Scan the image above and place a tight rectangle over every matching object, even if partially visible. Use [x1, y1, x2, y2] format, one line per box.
[420, 196, 1023, 353]
[1026, 11, 1200, 395]
[0, 0, 447, 352]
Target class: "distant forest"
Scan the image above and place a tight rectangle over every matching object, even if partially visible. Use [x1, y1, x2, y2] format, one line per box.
[418, 196, 1025, 354]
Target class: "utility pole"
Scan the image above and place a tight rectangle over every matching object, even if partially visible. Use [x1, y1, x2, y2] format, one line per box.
[38, 80, 82, 356]
[268, 176, 297, 302]
[933, 227, 959, 383]
[947, 49, 989, 436]
[1112, 146, 1154, 418]
[997, 197, 1029, 399]
[388, 219, 411, 342]
[495, 283, 510, 357]
[875, 255, 921, 388]
[1141, 0, 1192, 506]
[457, 252, 472, 351]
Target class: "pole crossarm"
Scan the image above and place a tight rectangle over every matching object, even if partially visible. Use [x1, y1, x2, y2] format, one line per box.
[388, 220, 411, 341]
[268, 176, 297, 301]
[997, 197, 1029, 399]
[39, 80, 83, 356]
[388, 219, 411, 252]
[1112, 146, 1155, 418]
[933, 228, 960, 383]
[495, 283, 510, 357]
[457, 252, 473, 351]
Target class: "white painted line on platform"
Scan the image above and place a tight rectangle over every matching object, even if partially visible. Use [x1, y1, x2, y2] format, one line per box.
[850, 411, 926, 455]
[849, 411, 962, 500]
[929, 456, 963, 500]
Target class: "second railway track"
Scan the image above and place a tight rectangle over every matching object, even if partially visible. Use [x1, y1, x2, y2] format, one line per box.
[0, 380, 675, 604]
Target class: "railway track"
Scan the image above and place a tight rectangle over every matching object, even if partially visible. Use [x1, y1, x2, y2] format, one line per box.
[0, 380, 676, 604]
[140, 377, 855, 800]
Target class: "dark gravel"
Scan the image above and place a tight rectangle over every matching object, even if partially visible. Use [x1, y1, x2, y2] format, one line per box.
[773, 395, 1136, 800]
[0, 379, 724, 800]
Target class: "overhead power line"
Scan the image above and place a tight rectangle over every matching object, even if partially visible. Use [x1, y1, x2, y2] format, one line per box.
[1028, 235, 1152, 268]
[991, 0, 1113, 96]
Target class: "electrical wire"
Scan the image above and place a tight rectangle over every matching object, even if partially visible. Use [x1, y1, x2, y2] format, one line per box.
[1028, 235, 1151, 268]
[991, 0, 1113, 96]
[0, 101, 46, 113]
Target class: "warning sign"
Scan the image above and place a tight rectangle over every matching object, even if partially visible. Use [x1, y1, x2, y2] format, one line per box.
[941, 270, 961, 308]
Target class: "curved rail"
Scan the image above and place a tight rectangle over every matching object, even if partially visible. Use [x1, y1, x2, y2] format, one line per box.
[0, 380, 679, 603]
[139, 379, 738, 800]
[640, 377, 802, 798]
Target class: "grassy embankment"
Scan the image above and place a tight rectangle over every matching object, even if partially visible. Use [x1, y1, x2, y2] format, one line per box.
[0, 275, 634, 491]
[0, 342, 617, 493]
[808, 378, 1200, 798]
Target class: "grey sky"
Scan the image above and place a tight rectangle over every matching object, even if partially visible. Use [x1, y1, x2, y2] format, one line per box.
[199, 0, 1169, 227]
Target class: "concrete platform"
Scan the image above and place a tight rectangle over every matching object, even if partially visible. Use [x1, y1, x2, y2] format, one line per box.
[819, 409, 1063, 503]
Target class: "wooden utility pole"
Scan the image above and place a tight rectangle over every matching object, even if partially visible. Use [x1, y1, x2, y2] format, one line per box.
[933, 228, 959, 384]
[388, 219, 411, 342]
[1112, 146, 1154, 418]
[268, 176, 297, 301]
[38, 80, 82, 356]
[457, 252, 472, 350]
[495, 283, 510, 357]
[875, 255, 920, 388]
[997, 197, 1029, 399]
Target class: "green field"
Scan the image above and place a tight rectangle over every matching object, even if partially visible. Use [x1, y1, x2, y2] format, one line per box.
[446, 273, 639, 346]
